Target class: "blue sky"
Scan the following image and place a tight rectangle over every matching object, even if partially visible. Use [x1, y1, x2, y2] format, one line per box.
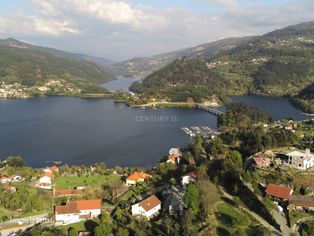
[0, 0, 313, 60]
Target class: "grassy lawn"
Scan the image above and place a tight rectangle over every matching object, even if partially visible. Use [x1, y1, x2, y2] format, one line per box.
[294, 172, 314, 188]
[54, 175, 120, 189]
[215, 202, 272, 236]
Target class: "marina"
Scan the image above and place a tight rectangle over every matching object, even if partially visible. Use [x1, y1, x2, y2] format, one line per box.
[181, 126, 219, 138]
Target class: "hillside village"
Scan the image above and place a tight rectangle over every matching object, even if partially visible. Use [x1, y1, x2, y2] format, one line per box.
[0, 104, 314, 236]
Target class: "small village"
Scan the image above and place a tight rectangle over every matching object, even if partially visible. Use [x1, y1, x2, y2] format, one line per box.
[0, 104, 314, 236]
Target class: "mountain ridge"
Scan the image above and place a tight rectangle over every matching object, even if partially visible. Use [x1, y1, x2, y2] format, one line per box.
[130, 20, 314, 106]
[110, 36, 256, 78]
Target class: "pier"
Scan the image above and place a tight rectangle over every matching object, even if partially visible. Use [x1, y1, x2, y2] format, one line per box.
[196, 104, 224, 116]
[181, 126, 219, 138]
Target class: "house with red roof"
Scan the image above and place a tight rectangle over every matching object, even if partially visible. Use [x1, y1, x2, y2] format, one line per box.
[54, 199, 102, 224]
[49, 165, 59, 172]
[0, 176, 11, 184]
[265, 184, 293, 201]
[2, 184, 16, 192]
[131, 195, 161, 219]
[253, 156, 272, 168]
[53, 189, 83, 197]
[126, 171, 152, 186]
[39, 172, 53, 190]
[181, 171, 197, 187]
[288, 195, 314, 211]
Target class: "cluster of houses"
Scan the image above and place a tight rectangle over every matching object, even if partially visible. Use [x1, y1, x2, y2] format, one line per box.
[264, 183, 314, 212]
[39, 165, 58, 190]
[252, 148, 314, 171]
[0, 171, 23, 192]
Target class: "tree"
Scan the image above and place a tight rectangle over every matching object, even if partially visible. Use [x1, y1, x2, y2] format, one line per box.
[68, 227, 78, 236]
[6, 155, 24, 167]
[94, 213, 113, 236]
[183, 184, 200, 216]
[222, 151, 243, 176]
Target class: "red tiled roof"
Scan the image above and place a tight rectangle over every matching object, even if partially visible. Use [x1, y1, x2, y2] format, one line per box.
[41, 172, 53, 178]
[253, 157, 271, 165]
[54, 189, 82, 197]
[139, 195, 161, 212]
[0, 177, 10, 181]
[127, 171, 152, 181]
[49, 166, 58, 171]
[289, 195, 314, 208]
[185, 171, 197, 179]
[76, 199, 102, 210]
[56, 201, 80, 215]
[55, 199, 101, 215]
[266, 184, 292, 200]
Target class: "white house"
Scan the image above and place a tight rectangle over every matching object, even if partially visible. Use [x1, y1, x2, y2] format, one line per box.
[39, 172, 53, 189]
[181, 171, 197, 187]
[132, 195, 161, 219]
[286, 149, 314, 170]
[169, 148, 182, 157]
[0, 177, 11, 184]
[10, 174, 23, 182]
[54, 199, 102, 225]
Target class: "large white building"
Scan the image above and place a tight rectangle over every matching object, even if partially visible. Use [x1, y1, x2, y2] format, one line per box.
[132, 195, 161, 219]
[54, 199, 102, 225]
[286, 149, 314, 170]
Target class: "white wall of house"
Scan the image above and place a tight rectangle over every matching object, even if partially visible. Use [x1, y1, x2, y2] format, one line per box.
[39, 176, 51, 184]
[181, 176, 195, 187]
[55, 213, 80, 224]
[126, 179, 136, 185]
[131, 204, 161, 219]
[39, 184, 52, 190]
[0, 178, 11, 184]
[79, 209, 101, 218]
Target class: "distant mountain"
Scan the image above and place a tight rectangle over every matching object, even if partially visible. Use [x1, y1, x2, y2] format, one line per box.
[110, 36, 255, 78]
[0, 38, 115, 90]
[132, 21, 314, 103]
[73, 54, 114, 67]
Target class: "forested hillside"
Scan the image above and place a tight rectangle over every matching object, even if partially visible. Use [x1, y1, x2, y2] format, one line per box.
[0, 38, 115, 88]
[291, 82, 314, 113]
[131, 21, 314, 105]
[111, 37, 255, 78]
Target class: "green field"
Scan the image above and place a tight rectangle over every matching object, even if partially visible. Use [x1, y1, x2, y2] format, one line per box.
[54, 175, 120, 189]
[215, 202, 270, 236]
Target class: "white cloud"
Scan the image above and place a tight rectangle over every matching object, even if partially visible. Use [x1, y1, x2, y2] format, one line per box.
[0, 13, 79, 36]
[0, 0, 314, 60]
[29, 0, 168, 30]
[196, 0, 237, 7]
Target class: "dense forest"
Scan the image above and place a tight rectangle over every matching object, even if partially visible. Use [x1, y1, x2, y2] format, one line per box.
[291, 82, 314, 113]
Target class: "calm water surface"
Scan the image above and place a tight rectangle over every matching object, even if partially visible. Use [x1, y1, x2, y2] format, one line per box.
[101, 76, 141, 92]
[0, 81, 308, 167]
[0, 97, 216, 167]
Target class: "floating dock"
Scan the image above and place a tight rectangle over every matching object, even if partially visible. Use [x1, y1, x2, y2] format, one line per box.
[181, 126, 219, 138]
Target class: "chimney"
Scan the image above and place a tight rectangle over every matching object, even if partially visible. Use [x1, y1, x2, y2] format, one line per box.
[305, 148, 310, 156]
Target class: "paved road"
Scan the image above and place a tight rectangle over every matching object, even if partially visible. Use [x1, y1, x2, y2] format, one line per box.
[0, 213, 48, 236]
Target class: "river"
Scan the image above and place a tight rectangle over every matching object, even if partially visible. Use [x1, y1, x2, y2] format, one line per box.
[0, 77, 308, 167]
